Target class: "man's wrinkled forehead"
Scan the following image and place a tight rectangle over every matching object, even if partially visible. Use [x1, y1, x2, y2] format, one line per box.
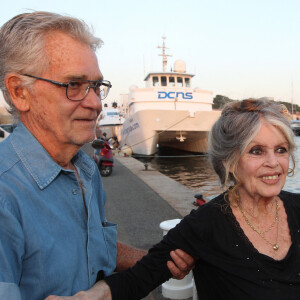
[44, 32, 80, 65]
[42, 30, 102, 79]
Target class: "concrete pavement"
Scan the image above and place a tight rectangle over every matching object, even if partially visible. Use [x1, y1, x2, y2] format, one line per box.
[102, 153, 197, 249]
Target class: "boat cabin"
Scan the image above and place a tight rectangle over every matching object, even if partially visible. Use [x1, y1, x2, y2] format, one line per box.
[144, 60, 194, 89]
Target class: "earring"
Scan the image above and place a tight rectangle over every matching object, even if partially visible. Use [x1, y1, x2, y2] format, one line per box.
[288, 168, 294, 176]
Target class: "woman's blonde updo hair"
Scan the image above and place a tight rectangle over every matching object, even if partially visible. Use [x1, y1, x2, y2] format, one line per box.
[208, 99, 296, 203]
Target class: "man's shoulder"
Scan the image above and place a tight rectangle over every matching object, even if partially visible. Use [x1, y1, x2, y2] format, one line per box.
[0, 136, 20, 177]
[0, 138, 21, 211]
[0, 123, 32, 176]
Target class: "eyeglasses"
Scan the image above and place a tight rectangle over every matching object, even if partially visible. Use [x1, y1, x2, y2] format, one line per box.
[21, 74, 112, 101]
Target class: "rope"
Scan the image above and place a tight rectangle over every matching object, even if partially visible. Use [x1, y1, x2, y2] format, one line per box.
[132, 154, 208, 158]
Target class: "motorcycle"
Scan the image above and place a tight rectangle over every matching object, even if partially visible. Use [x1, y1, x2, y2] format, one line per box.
[92, 139, 114, 177]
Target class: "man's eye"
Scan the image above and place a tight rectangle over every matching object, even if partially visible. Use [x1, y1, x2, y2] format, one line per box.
[249, 147, 262, 155]
[68, 81, 81, 89]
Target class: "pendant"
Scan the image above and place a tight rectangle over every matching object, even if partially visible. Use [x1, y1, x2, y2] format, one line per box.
[273, 244, 279, 251]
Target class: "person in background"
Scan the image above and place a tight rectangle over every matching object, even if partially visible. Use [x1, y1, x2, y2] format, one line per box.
[0, 11, 194, 300]
[48, 99, 300, 300]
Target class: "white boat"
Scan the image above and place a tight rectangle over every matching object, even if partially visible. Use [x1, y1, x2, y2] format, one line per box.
[118, 37, 221, 155]
[96, 108, 125, 139]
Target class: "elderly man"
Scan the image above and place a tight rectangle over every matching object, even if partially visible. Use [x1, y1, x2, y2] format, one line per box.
[0, 12, 193, 300]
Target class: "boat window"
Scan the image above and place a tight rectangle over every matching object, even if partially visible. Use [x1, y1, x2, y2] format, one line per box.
[169, 77, 175, 86]
[153, 76, 159, 86]
[185, 78, 191, 87]
[177, 77, 183, 87]
[161, 76, 167, 86]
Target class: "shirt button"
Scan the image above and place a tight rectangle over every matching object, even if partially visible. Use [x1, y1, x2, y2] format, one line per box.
[91, 268, 95, 275]
[72, 189, 77, 195]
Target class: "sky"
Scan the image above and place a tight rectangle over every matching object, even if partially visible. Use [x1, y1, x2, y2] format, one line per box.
[0, 0, 299, 108]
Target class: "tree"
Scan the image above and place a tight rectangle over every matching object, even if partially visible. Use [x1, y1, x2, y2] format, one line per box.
[277, 101, 300, 113]
[213, 95, 235, 109]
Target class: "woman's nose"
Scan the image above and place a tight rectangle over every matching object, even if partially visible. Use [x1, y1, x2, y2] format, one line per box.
[264, 151, 279, 167]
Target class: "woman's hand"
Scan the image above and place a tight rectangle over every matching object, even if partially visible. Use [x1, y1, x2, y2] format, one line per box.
[168, 249, 196, 280]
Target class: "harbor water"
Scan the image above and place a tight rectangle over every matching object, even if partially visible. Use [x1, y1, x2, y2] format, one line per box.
[135, 137, 300, 200]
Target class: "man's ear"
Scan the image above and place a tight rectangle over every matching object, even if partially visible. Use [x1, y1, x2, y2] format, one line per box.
[5, 74, 31, 112]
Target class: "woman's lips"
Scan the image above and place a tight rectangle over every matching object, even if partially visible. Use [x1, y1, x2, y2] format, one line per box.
[262, 175, 279, 180]
[260, 173, 281, 184]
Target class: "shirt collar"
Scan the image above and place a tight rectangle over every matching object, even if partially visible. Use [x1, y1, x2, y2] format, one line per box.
[11, 123, 95, 190]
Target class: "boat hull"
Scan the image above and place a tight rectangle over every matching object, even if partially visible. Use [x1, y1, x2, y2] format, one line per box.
[119, 110, 221, 155]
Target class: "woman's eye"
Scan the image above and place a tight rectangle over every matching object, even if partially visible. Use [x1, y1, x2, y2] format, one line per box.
[277, 147, 288, 154]
[249, 147, 262, 155]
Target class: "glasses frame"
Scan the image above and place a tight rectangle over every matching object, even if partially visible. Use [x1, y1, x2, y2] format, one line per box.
[21, 74, 112, 101]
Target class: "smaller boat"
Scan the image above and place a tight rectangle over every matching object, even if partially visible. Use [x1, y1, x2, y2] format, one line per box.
[96, 108, 125, 139]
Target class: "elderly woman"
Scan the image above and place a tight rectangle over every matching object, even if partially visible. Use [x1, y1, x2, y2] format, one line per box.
[48, 99, 300, 300]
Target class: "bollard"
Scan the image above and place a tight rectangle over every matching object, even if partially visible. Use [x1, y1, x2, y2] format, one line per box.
[159, 219, 194, 299]
[192, 278, 198, 300]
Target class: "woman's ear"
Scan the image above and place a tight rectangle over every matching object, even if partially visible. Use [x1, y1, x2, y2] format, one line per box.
[5, 74, 31, 112]
[223, 160, 234, 172]
[222, 160, 227, 169]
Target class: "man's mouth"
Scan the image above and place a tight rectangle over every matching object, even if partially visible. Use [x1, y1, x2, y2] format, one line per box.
[74, 118, 96, 122]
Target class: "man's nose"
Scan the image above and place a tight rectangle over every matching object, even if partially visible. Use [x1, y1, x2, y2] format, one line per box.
[82, 86, 102, 110]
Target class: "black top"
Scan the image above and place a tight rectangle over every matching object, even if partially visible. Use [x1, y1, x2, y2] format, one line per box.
[105, 191, 300, 299]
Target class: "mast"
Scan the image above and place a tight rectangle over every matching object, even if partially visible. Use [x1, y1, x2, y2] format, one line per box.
[291, 80, 294, 117]
[157, 36, 172, 72]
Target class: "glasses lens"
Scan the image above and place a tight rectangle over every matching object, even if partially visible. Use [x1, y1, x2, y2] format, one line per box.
[92, 81, 111, 100]
[67, 81, 89, 101]
[66, 80, 111, 101]
[99, 83, 110, 100]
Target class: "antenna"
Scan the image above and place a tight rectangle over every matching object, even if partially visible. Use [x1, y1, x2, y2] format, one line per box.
[157, 36, 172, 72]
[291, 79, 294, 117]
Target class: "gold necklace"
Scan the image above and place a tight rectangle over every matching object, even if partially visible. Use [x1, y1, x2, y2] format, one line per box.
[238, 198, 279, 251]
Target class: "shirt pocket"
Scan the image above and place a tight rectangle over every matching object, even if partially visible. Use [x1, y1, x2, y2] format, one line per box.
[102, 222, 117, 272]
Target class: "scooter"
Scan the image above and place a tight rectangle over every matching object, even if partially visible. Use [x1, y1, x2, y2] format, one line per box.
[92, 139, 114, 177]
[193, 193, 207, 206]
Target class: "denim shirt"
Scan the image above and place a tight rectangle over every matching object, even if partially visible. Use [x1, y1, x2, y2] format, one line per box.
[0, 123, 117, 300]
